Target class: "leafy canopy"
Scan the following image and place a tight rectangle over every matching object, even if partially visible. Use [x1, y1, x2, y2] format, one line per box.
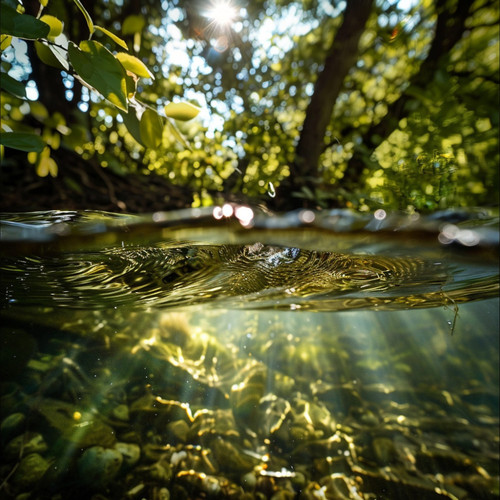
[1, 0, 498, 212]
[1, 0, 200, 177]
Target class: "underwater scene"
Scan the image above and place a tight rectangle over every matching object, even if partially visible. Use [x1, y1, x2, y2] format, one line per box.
[0, 208, 499, 500]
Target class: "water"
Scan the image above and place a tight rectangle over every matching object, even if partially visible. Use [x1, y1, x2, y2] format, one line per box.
[0, 207, 498, 499]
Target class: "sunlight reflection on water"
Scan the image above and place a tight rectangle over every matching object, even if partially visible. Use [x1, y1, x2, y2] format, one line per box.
[0, 209, 498, 499]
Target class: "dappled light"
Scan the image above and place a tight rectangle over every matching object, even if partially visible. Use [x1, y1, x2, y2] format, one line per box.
[1, 0, 497, 212]
[0, 2, 499, 497]
[0, 209, 499, 498]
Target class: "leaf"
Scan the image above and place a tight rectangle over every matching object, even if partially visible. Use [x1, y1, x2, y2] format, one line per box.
[164, 102, 201, 121]
[68, 40, 128, 112]
[0, 4, 50, 39]
[1, 34, 12, 50]
[39, 15, 63, 39]
[35, 40, 69, 70]
[166, 119, 191, 150]
[139, 108, 164, 148]
[121, 107, 143, 146]
[0, 132, 46, 152]
[37, 155, 58, 177]
[0, 72, 26, 98]
[122, 15, 145, 35]
[125, 74, 137, 98]
[95, 26, 128, 50]
[27, 151, 38, 164]
[72, 0, 94, 34]
[115, 52, 154, 79]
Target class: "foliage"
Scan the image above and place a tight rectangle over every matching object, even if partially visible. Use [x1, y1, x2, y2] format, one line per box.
[1, 0, 498, 212]
[0, 0, 199, 177]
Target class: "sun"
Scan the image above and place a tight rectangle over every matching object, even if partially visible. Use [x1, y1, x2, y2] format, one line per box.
[206, 0, 238, 28]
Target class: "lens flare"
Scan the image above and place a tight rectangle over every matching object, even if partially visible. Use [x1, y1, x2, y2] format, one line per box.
[206, 0, 237, 27]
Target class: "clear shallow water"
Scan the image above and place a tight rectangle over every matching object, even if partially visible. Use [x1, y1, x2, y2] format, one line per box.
[0, 208, 499, 499]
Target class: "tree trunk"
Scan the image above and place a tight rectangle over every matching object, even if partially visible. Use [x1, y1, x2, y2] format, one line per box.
[342, 0, 472, 190]
[291, 0, 374, 192]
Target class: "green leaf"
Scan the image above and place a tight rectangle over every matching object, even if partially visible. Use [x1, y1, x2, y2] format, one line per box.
[0, 132, 46, 152]
[125, 73, 136, 97]
[35, 40, 69, 70]
[0, 72, 26, 98]
[139, 108, 163, 148]
[95, 26, 128, 50]
[0, 4, 50, 40]
[39, 14, 63, 39]
[121, 108, 143, 146]
[164, 102, 201, 121]
[122, 15, 145, 35]
[166, 119, 191, 150]
[68, 40, 128, 112]
[72, 0, 94, 34]
[115, 52, 154, 79]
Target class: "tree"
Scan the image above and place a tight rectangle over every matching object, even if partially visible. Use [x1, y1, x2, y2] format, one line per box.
[293, 0, 374, 190]
[342, 0, 474, 189]
[1, 0, 498, 212]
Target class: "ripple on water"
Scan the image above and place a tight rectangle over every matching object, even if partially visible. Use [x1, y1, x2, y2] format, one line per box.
[0, 208, 498, 311]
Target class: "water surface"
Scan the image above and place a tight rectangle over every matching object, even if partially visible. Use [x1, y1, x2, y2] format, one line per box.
[0, 208, 498, 499]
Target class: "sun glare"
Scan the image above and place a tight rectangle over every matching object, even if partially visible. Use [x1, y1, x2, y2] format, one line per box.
[206, 0, 237, 27]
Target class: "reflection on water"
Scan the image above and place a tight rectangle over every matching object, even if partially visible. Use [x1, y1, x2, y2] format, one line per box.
[1, 208, 498, 312]
[0, 209, 499, 499]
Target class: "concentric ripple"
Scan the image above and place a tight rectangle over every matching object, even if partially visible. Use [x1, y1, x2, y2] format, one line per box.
[1, 209, 498, 311]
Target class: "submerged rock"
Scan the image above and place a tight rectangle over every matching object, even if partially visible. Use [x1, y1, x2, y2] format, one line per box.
[115, 441, 141, 470]
[77, 446, 123, 488]
[12, 453, 50, 489]
[0, 412, 26, 444]
[4, 432, 48, 460]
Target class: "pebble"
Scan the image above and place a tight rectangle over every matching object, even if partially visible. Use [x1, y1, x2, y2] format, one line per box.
[115, 441, 141, 469]
[77, 446, 123, 488]
[0, 412, 26, 443]
[5, 432, 48, 460]
[12, 453, 50, 488]
[112, 403, 130, 421]
[166, 419, 190, 443]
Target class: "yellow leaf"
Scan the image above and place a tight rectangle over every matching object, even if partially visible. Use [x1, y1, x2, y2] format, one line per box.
[72, 0, 94, 34]
[27, 151, 38, 164]
[95, 26, 128, 50]
[36, 154, 58, 177]
[164, 102, 201, 121]
[0, 35, 12, 50]
[48, 157, 58, 176]
[40, 15, 63, 39]
[115, 52, 153, 79]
